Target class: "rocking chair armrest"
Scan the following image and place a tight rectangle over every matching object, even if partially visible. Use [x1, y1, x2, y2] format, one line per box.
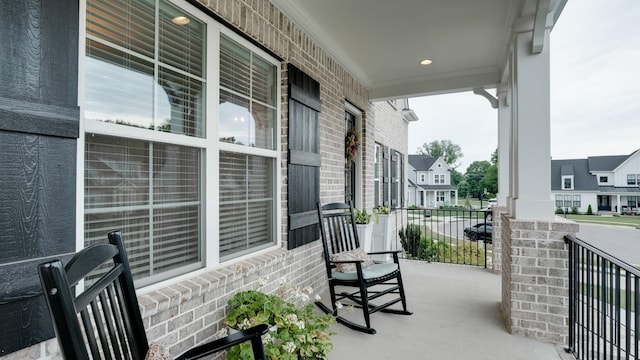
[330, 259, 365, 264]
[366, 250, 402, 255]
[175, 324, 269, 360]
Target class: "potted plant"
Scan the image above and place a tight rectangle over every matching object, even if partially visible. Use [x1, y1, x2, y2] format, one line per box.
[354, 208, 375, 253]
[225, 278, 335, 360]
[372, 206, 395, 262]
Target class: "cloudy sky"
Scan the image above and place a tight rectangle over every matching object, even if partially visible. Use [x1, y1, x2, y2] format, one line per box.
[407, 0, 640, 173]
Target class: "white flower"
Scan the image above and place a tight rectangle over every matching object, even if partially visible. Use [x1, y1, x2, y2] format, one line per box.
[241, 318, 252, 329]
[315, 294, 322, 301]
[257, 276, 268, 288]
[298, 293, 309, 303]
[261, 332, 272, 343]
[285, 313, 298, 324]
[304, 286, 313, 294]
[282, 341, 296, 353]
[335, 301, 344, 310]
[215, 327, 229, 338]
[296, 320, 305, 329]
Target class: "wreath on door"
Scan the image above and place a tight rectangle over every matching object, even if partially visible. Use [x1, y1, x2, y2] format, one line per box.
[345, 127, 361, 163]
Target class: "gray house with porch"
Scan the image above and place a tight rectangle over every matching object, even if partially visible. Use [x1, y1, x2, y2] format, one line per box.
[551, 149, 640, 214]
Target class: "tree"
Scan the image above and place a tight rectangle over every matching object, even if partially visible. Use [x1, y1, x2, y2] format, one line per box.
[464, 160, 491, 198]
[449, 169, 463, 186]
[417, 140, 463, 168]
[480, 164, 498, 195]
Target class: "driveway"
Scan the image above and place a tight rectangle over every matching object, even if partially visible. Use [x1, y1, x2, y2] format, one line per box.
[577, 223, 640, 267]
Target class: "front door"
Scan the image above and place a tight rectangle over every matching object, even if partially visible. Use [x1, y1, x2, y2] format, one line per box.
[597, 195, 611, 211]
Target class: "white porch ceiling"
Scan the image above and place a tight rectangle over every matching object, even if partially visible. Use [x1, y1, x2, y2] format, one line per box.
[271, 0, 566, 100]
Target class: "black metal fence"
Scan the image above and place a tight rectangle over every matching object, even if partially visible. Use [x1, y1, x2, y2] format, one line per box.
[387, 208, 492, 268]
[565, 235, 640, 359]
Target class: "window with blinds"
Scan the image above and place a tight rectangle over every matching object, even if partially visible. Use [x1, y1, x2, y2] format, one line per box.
[218, 35, 278, 259]
[219, 152, 274, 259]
[219, 34, 276, 149]
[85, 135, 201, 283]
[85, 0, 205, 137]
[83, 0, 280, 284]
[84, 0, 206, 285]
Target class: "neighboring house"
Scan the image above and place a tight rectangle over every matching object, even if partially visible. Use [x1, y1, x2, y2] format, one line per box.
[407, 155, 458, 208]
[550, 149, 640, 214]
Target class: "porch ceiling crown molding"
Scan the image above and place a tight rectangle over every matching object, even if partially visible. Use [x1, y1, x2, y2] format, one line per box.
[271, 0, 372, 88]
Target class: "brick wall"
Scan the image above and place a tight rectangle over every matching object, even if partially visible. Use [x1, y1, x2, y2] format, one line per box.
[501, 215, 578, 344]
[491, 205, 507, 273]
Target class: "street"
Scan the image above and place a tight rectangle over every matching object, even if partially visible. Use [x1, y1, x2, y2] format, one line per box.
[577, 223, 640, 267]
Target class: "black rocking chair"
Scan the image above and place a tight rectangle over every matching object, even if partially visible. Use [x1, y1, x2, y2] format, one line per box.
[315, 202, 412, 334]
[38, 230, 268, 360]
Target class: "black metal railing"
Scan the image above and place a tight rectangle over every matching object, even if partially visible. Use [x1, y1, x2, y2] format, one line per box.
[565, 235, 640, 359]
[387, 208, 492, 268]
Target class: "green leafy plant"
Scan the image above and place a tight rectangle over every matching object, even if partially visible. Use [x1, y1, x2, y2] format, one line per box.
[373, 206, 391, 215]
[587, 204, 593, 215]
[399, 224, 423, 258]
[225, 279, 335, 360]
[354, 208, 376, 224]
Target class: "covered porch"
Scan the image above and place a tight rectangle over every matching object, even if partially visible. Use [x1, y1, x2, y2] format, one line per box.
[0, 0, 580, 358]
[329, 260, 573, 360]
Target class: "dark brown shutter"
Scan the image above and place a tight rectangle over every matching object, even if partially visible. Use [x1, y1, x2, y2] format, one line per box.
[287, 64, 320, 249]
[382, 146, 390, 207]
[400, 153, 405, 207]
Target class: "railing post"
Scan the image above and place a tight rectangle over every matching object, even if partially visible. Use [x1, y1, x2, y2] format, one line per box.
[564, 236, 574, 354]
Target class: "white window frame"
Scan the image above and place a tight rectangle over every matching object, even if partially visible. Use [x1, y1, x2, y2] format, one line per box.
[562, 176, 573, 190]
[78, 0, 282, 287]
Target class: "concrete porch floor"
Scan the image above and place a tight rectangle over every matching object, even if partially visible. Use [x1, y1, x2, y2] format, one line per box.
[324, 260, 574, 360]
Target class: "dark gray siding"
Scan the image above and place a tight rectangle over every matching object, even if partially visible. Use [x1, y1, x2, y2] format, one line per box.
[0, 0, 79, 355]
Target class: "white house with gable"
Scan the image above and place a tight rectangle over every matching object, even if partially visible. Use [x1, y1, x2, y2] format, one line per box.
[407, 155, 458, 208]
[551, 149, 640, 214]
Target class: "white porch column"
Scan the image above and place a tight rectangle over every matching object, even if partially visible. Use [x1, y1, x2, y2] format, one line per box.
[509, 29, 554, 220]
[496, 83, 510, 206]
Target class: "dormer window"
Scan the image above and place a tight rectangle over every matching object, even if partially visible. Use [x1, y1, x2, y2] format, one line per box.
[562, 176, 573, 190]
[599, 176, 608, 183]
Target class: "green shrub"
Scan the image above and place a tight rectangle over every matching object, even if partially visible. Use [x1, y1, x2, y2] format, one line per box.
[555, 207, 564, 214]
[587, 204, 593, 215]
[399, 224, 422, 258]
[571, 207, 578, 214]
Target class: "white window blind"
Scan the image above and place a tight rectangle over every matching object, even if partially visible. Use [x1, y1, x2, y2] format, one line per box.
[218, 34, 277, 259]
[219, 152, 274, 259]
[85, 135, 201, 283]
[219, 34, 276, 149]
[86, 0, 205, 137]
[84, 0, 205, 285]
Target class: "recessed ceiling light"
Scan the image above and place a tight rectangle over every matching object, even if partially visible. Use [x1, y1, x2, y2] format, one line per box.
[172, 16, 190, 25]
[420, 59, 433, 66]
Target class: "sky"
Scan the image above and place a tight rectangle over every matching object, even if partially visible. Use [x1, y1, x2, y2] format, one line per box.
[407, 0, 640, 173]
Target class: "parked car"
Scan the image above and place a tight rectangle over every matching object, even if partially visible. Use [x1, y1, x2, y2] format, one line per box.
[464, 223, 492, 243]
[487, 198, 497, 208]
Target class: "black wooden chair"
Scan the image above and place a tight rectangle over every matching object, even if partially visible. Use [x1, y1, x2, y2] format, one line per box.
[38, 230, 268, 360]
[315, 202, 412, 334]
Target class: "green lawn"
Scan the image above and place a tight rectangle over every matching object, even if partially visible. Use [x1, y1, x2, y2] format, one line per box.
[561, 214, 640, 227]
